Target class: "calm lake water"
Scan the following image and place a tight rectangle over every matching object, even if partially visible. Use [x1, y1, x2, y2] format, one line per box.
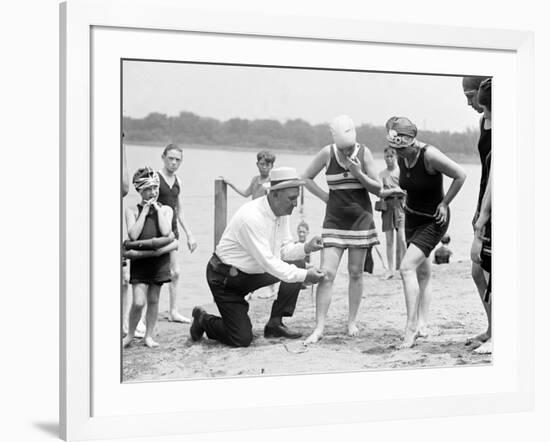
[123, 144, 482, 309]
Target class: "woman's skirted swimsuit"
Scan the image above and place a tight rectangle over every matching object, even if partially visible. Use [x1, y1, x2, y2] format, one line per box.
[129, 204, 171, 285]
[398, 143, 450, 257]
[322, 144, 379, 249]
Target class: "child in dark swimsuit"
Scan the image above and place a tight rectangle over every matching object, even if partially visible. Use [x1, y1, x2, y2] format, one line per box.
[123, 167, 176, 348]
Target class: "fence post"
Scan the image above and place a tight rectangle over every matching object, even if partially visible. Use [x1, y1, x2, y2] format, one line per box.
[214, 178, 227, 250]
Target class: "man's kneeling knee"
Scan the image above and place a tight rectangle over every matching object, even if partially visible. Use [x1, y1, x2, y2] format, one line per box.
[230, 331, 253, 348]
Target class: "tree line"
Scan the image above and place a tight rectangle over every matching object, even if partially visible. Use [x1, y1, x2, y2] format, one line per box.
[123, 112, 480, 156]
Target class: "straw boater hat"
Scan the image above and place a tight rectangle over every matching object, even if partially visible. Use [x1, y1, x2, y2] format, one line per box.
[268, 167, 305, 191]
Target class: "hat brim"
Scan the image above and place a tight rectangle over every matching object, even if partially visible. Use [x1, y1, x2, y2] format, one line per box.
[268, 179, 305, 191]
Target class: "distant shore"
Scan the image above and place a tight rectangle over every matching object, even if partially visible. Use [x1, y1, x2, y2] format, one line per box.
[125, 141, 481, 164]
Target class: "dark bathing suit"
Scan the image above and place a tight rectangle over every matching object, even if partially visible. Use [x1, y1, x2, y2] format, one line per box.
[476, 118, 492, 218]
[129, 204, 171, 285]
[158, 172, 180, 239]
[398, 144, 450, 258]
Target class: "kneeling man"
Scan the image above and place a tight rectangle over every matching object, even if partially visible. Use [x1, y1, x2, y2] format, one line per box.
[191, 167, 325, 347]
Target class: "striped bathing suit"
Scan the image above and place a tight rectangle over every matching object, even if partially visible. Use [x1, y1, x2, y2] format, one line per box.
[322, 144, 379, 249]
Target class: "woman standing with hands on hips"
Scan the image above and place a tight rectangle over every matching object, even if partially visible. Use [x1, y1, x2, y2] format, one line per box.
[302, 115, 381, 345]
[386, 117, 466, 349]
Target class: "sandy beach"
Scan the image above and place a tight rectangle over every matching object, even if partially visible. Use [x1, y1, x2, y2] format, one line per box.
[122, 259, 491, 382]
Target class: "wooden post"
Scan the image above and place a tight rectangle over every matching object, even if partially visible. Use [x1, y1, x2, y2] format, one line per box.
[214, 178, 227, 251]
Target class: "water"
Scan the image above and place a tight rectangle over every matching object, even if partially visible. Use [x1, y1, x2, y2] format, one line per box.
[124, 144, 481, 309]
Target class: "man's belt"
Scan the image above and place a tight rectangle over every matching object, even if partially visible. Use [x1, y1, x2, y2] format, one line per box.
[210, 254, 240, 277]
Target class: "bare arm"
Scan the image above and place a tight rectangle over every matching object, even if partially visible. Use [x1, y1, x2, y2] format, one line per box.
[474, 167, 492, 236]
[121, 144, 129, 197]
[425, 146, 467, 224]
[223, 176, 254, 198]
[125, 205, 149, 241]
[378, 173, 405, 198]
[176, 189, 197, 252]
[124, 239, 179, 260]
[301, 146, 330, 203]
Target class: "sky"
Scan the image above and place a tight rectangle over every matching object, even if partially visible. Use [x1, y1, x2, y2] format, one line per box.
[122, 60, 480, 133]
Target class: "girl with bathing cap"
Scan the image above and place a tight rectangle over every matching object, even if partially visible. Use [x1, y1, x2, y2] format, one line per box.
[302, 115, 382, 345]
[123, 167, 177, 348]
[386, 117, 466, 348]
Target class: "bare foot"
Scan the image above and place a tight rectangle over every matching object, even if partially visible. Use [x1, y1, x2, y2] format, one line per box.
[416, 324, 429, 338]
[304, 329, 324, 345]
[381, 270, 394, 280]
[399, 329, 419, 349]
[144, 337, 159, 348]
[168, 311, 191, 324]
[466, 331, 491, 345]
[473, 338, 492, 354]
[122, 335, 134, 348]
[347, 323, 360, 337]
[135, 321, 146, 338]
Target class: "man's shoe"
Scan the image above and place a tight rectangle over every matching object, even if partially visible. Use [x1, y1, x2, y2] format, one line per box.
[264, 323, 302, 339]
[190, 307, 206, 341]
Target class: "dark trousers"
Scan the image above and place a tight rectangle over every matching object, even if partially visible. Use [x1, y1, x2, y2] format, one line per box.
[202, 254, 302, 347]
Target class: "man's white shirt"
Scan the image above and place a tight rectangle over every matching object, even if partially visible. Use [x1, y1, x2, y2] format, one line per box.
[215, 196, 307, 283]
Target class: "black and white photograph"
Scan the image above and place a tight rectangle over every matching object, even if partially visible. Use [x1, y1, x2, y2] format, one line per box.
[121, 60, 493, 382]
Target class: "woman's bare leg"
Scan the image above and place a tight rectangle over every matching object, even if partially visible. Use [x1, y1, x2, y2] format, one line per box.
[469, 262, 491, 342]
[415, 257, 432, 336]
[347, 248, 368, 336]
[395, 227, 407, 271]
[304, 247, 344, 345]
[398, 244, 427, 349]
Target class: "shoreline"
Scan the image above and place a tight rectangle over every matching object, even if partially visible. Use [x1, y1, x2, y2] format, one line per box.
[126, 141, 481, 164]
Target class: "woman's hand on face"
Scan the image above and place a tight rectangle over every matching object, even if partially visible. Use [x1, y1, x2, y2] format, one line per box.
[345, 156, 362, 177]
[434, 202, 448, 225]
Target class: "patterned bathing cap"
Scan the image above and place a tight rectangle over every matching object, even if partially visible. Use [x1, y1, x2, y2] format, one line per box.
[132, 166, 160, 192]
[385, 116, 417, 148]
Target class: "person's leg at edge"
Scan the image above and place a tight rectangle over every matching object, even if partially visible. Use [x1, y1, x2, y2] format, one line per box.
[123, 282, 147, 348]
[144, 284, 162, 348]
[347, 247, 368, 336]
[474, 271, 492, 353]
[122, 264, 131, 335]
[168, 250, 190, 323]
[304, 247, 344, 345]
[468, 262, 490, 343]
[415, 256, 432, 337]
[383, 230, 395, 279]
[398, 244, 426, 349]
